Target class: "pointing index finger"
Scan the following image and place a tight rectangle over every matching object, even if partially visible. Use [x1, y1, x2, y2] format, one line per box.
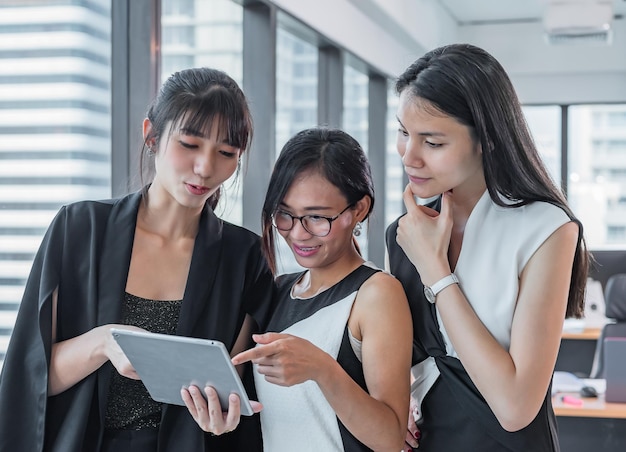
[232, 345, 273, 366]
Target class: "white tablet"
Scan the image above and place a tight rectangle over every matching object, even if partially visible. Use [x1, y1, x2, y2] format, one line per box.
[110, 328, 254, 416]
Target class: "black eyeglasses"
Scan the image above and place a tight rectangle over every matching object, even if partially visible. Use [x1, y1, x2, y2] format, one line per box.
[271, 204, 353, 237]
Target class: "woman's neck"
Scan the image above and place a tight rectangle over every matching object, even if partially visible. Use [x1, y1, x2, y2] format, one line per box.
[140, 190, 202, 241]
[292, 251, 365, 298]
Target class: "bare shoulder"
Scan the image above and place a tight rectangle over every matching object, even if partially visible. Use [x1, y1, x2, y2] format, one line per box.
[350, 270, 411, 341]
[533, 220, 579, 262]
[356, 271, 408, 309]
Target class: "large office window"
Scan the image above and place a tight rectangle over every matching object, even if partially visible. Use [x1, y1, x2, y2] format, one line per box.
[523, 106, 561, 187]
[569, 104, 626, 248]
[161, 0, 243, 224]
[275, 27, 318, 155]
[274, 26, 318, 275]
[386, 83, 403, 226]
[0, 0, 112, 369]
[343, 64, 369, 257]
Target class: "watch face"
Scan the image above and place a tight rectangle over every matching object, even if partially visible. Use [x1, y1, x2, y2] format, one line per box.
[424, 286, 436, 304]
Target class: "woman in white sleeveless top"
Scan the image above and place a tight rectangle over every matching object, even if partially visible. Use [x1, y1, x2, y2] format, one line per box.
[386, 43, 589, 452]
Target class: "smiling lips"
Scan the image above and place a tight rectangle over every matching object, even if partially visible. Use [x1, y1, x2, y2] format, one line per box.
[293, 243, 320, 257]
[186, 182, 210, 196]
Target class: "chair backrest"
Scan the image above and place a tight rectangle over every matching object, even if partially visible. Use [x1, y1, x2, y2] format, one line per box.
[604, 273, 626, 321]
[589, 274, 626, 378]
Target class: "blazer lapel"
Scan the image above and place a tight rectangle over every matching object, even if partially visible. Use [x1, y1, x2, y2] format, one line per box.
[176, 205, 223, 337]
[95, 191, 141, 427]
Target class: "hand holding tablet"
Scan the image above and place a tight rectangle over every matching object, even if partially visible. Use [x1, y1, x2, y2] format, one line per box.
[110, 328, 255, 416]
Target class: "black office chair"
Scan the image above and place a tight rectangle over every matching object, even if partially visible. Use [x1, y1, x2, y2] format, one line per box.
[589, 273, 626, 378]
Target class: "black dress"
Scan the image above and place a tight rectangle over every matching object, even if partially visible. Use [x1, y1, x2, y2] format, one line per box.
[385, 216, 560, 452]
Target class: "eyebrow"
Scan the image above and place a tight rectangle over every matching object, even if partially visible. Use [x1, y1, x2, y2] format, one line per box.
[179, 128, 234, 145]
[279, 202, 335, 212]
[395, 116, 446, 137]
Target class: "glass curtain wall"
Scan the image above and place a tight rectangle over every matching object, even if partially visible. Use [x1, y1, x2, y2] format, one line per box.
[274, 26, 318, 275]
[0, 0, 112, 369]
[569, 104, 626, 247]
[343, 64, 369, 258]
[522, 106, 561, 188]
[386, 83, 403, 226]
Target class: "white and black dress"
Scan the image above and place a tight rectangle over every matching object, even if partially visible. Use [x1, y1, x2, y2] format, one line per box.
[254, 263, 380, 452]
[386, 190, 574, 452]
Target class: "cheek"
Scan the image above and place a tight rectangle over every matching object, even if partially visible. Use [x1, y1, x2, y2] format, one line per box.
[396, 135, 407, 157]
[160, 150, 187, 173]
[328, 216, 354, 240]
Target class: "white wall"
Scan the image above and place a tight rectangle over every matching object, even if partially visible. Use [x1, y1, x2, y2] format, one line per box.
[269, 0, 626, 104]
[268, 0, 457, 77]
[457, 19, 626, 104]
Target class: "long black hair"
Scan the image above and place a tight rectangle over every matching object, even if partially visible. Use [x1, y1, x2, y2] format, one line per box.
[262, 127, 374, 275]
[397, 43, 588, 318]
[141, 67, 252, 209]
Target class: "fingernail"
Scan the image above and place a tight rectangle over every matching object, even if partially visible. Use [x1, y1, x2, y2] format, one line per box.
[414, 430, 421, 440]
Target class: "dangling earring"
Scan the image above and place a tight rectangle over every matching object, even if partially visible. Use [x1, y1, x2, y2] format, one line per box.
[353, 222, 362, 237]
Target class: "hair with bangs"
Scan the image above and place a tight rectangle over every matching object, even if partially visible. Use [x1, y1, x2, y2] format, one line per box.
[140, 67, 252, 209]
[261, 127, 374, 274]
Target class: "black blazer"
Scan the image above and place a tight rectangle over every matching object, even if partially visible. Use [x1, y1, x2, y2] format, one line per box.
[0, 190, 275, 452]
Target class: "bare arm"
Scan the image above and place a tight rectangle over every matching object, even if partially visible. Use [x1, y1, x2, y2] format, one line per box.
[427, 222, 578, 431]
[48, 288, 142, 396]
[234, 272, 412, 451]
[320, 272, 412, 451]
[397, 188, 579, 431]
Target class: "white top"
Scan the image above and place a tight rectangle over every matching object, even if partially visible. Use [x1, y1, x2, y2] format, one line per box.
[254, 263, 378, 452]
[411, 190, 571, 421]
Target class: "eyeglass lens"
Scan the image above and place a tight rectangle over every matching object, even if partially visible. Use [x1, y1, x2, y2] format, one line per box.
[272, 212, 331, 237]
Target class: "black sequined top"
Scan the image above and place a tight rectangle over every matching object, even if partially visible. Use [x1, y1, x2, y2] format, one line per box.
[104, 293, 182, 430]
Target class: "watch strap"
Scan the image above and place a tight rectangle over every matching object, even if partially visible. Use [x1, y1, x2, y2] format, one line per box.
[429, 273, 459, 296]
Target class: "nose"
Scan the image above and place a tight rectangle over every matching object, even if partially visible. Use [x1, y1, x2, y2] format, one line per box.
[400, 138, 424, 168]
[288, 218, 313, 240]
[194, 152, 214, 179]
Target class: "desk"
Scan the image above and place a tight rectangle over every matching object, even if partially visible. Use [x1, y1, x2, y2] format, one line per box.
[556, 328, 601, 376]
[553, 392, 626, 452]
[561, 328, 602, 341]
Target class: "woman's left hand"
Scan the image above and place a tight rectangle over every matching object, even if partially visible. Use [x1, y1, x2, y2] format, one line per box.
[181, 385, 262, 435]
[232, 332, 329, 386]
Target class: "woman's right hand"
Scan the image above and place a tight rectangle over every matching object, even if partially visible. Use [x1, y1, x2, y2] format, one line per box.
[396, 185, 453, 283]
[49, 324, 145, 395]
[102, 324, 146, 380]
[404, 395, 421, 451]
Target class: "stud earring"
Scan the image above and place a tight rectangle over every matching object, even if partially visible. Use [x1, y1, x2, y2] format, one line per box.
[353, 222, 362, 237]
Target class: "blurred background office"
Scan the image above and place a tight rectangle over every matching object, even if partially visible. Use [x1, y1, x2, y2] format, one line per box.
[0, 0, 625, 372]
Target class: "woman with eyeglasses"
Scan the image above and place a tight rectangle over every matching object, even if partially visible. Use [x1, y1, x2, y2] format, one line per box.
[227, 127, 413, 451]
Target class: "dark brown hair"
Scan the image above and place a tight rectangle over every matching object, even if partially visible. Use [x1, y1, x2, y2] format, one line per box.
[397, 43, 588, 318]
[141, 67, 252, 209]
[262, 128, 374, 275]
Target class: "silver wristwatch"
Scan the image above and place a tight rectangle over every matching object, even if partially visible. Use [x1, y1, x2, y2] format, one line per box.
[424, 274, 459, 304]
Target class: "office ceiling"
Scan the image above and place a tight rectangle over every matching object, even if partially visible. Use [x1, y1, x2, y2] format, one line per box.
[439, 0, 626, 25]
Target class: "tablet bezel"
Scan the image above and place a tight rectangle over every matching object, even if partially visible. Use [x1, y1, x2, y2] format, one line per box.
[110, 328, 254, 416]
